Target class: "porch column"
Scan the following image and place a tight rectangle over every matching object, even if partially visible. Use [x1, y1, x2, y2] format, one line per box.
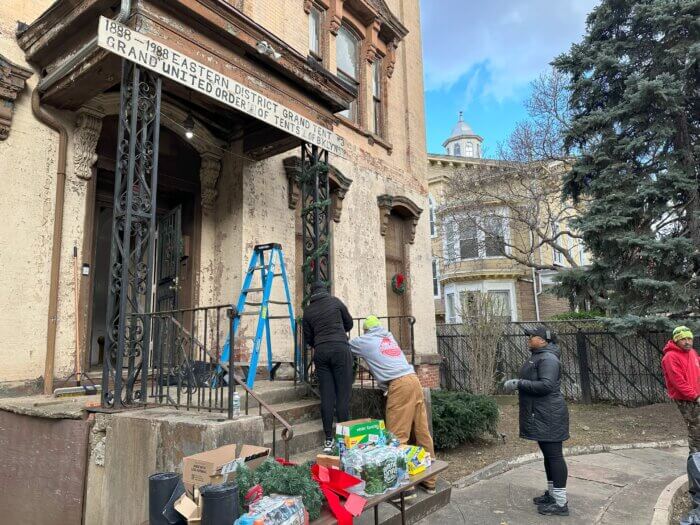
[198, 151, 222, 307]
[102, 61, 162, 408]
[72, 108, 103, 376]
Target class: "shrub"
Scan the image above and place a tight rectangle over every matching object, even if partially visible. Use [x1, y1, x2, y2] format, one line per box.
[550, 310, 605, 320]
[431, 390, 499, 450]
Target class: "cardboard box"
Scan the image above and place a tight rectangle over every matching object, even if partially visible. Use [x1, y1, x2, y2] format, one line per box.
[335, 419, 385, 449]
[182, 443, 270, 488]
[316, 454, 341, 469]
[174, 493, 201, 525]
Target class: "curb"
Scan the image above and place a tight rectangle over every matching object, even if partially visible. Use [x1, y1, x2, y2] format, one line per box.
[650, 475, 687, 525]
[452, 439, 688, 489]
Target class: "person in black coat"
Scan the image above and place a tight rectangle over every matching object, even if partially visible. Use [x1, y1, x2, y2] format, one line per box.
[302, 282, 354, 453]
[503, 326, 570, 517]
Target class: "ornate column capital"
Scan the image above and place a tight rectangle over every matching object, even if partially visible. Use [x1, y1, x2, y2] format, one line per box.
[199, 153, 222, 211]
[73, 110, 103, 180]
[0, 55, 32, 141]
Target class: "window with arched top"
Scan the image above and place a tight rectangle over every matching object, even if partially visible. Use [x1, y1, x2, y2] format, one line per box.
[453, 143, 461, 156]
[464, 142, 474, 157]
[336, 25, 360, 122]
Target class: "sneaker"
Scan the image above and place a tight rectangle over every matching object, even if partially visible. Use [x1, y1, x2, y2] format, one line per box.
[322, 439, 334, 454]
[390, 488, 417, 504]
[533, 491, 555, 505]
[420, 485, 437, 495]
[538, 502, 569, 516]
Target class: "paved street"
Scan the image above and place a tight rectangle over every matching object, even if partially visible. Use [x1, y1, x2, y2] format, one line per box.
[419, 446, 687, 524]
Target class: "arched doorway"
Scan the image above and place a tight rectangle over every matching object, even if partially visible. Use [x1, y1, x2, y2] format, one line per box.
[87, 115, 202, 367]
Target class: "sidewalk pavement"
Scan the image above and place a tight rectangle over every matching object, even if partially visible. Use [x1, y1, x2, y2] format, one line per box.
[419, 446, 688, 524]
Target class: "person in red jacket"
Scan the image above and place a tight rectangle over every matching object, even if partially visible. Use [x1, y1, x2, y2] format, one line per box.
[661, 326, 699, 453]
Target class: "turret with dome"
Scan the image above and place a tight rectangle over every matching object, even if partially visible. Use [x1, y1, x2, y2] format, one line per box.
[442, 111, 483, 158]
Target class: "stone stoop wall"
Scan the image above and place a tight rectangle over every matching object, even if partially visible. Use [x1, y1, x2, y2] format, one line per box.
[84, 408, 265, 525]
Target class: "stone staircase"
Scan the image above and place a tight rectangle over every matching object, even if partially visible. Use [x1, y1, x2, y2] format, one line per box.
[250, 380, 451, 524]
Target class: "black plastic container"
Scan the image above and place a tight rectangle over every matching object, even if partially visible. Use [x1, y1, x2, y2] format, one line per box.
[200, 483, 239, 524]
[149, 472, 184, 525]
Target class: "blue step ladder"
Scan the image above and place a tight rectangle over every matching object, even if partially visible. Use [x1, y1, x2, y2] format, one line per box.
[220, 243, 298, 389]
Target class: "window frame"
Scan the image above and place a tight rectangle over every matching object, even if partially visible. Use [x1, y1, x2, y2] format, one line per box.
[429, 195, 436, 237]
[464, 142, 474, 157]
[371, 57, 384, 137]
[443, 281, 517, 322]
[443, 211, 510, 262]
[453, 143, 461, 156]
[551, 220, 565, 266]
[336, 24, 361, 123]
[308, 4, 324, 62]
[432, 258, 441, 298]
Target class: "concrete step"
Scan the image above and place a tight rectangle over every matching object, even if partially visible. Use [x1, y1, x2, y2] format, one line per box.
[236, 380, 312, 409]
[289, 448, 322, 466]
[356, 478, 452, 525]
[261, 398, 321, 430]
[264, 419, 326, 458]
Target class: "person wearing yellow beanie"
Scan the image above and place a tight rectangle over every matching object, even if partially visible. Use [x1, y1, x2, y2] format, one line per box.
[350, 315, 436, 495]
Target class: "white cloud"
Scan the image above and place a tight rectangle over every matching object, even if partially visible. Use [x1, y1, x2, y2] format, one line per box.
[420, 0, 599, 100]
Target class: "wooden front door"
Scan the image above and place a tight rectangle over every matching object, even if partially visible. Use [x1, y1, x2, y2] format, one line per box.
[384, 212, 410, 350]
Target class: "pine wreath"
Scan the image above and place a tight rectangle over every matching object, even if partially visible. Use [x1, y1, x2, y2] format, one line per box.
[391, 273, 407, 295]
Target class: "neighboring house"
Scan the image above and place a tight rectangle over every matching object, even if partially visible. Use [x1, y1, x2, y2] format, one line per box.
[428, 115, 581, 323]
[0, 0, 441, 394]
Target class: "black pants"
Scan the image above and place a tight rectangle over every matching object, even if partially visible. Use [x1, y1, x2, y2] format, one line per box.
[538, 441, 568, 488]
[314, 342, 353, 440]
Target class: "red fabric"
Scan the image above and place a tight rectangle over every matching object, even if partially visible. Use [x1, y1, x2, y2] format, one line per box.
[661, 340, 700, 401]
[311, 464, 366, 525]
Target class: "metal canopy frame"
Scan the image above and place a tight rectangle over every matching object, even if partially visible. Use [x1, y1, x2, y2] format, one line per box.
[101, 62, 331, 406]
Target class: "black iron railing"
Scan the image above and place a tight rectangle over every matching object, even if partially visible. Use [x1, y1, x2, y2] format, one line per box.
[128, 304, 294, 459]
[299, 315, 416, 391]
[437, 320, 700, 406]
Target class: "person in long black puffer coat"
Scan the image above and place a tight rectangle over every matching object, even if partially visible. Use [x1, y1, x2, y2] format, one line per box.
[503, 325, 570, 517]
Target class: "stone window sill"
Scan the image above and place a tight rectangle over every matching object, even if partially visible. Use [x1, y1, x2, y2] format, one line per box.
[337, 116, 393, 153]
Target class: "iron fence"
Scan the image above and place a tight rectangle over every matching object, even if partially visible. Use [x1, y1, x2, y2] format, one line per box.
[133, 304, 237, 417]
[438, 320, 700, 406]
[299, 315, 416, 391]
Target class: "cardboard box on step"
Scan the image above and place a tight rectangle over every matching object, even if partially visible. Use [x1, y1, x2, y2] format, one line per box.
[316, 454, 341, 470]
[182, 443, 270, 488]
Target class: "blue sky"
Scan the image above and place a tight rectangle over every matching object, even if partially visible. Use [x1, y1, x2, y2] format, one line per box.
[420, 0, 599, 157]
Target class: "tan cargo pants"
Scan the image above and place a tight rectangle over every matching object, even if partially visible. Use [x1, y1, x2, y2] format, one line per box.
[385, 373, 436, 490]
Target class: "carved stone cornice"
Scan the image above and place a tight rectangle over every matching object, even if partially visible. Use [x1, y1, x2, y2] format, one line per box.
[73, 110, 102, 180]
[283, 156, 352, 222]
[377, 193, 423, 244]
[199, 153, 222, 211]
[0, 55, 32, 141]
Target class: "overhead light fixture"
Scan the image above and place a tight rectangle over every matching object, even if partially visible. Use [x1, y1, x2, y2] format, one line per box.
[183, 113, 194, 140]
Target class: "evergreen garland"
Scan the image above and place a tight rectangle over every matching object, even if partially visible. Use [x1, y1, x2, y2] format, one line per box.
[235, 459, 324, 520]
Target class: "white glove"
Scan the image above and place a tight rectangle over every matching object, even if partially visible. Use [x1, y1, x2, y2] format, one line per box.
[503, 379, 520, 393]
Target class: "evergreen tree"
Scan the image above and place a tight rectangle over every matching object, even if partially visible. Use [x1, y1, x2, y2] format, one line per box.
[553, 0, 699, 327]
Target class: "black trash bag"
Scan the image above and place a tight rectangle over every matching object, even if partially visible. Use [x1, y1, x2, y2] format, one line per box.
[149, 472, 186, 525]
[200, 483, 238, 525]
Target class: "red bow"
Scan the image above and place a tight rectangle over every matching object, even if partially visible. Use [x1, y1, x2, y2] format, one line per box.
[311, 464, 366, 525]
